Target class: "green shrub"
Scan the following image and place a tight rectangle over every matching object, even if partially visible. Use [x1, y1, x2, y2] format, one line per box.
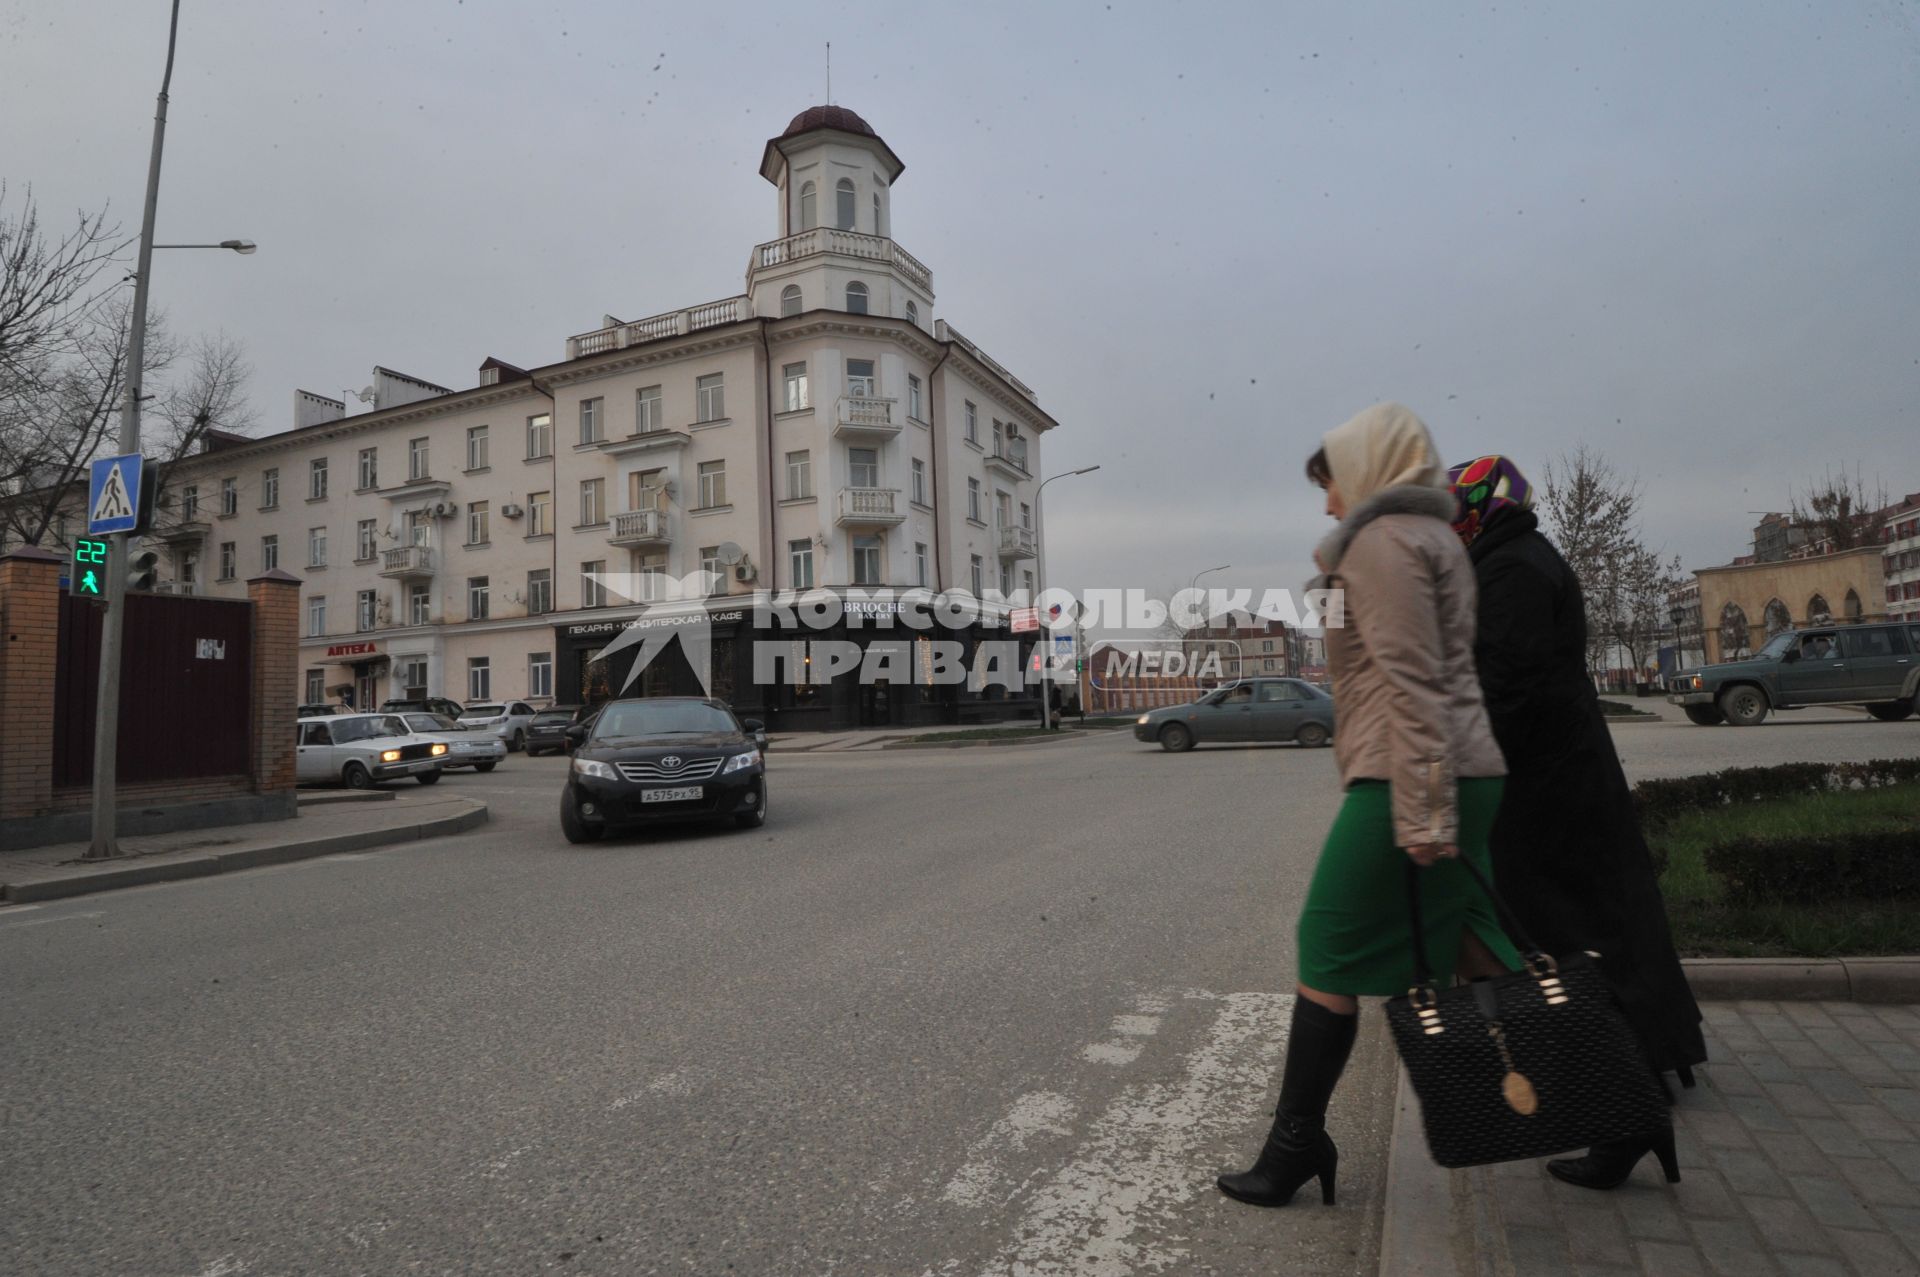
[1704, 830, 1920, 905]
[1633, 758, 1920, 831]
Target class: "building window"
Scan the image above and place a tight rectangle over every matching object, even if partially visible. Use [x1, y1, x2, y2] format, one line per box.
[528, 490, 551, 536]
[468, 657, 491, 701]
[220, 477, 237, 516]
[782, 362, 809, 412]
[578, 397, 603, 445]
[406, 437, 428, 481]
[466, 425, 489, 471]
[636, 385, 662, 434]
[356, 590, 376, 632]
[1020, 502, 1032, 530]
[1023, 569, 1034, 595]
[999, 563, 1013, 594]
[908, 374, 922, 420]
[307, 595, 326, 637]
[397, 657, 428, 698]
[915, 542, 929, 587]
[835, 177, 856, 230]
[853, 534, 883, 586]
[405, 510, 431, 546]
[467, 500, 489, 546]
[579, 478, 606, 526]
[633, 550, 666, 601]
[527, 569, 552, 615]
[181, 485, 198, 520]
[697, 460, 727, 509]
[780, 284, 802, 317]
[468, 575, 489, 620]
[873, 191, 883, 235]
[849, 447, 880, 490]
[218, 541, 236, 580]
[356, 519, 377, 561]
[847, 358, 875, 397]
[699, 546, 724, 594]
[905, 300, 918, 328]
[696, 373, 725, 423]
[967, 477, 983, 523]
[786, 450, 812, 500]
[799, 180, 816, 230]
[529, 651, 553, 699]
[524, 414, 552, 460]
[408, 583, 431, 625]
[181, 551, 198, 585]
[789, 538, 814, 589]
[358, 447, 378, 490]
[305, 669, 326, 703]
[845, 281, 868, 314]
[261, 468, 279, 509]
[911, 458, 927, 506]
[964, 401, 978, 444]
[970, 554, 984, 596]
[581, 560, 607, 608]
[261, 534, 279, 571]
[995, 490, 1013, 530]
[309, 457, 328, 500]
[308, 526, 327, 567]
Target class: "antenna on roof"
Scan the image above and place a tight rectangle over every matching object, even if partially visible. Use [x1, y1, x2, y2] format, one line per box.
[826, 42, 831, 104]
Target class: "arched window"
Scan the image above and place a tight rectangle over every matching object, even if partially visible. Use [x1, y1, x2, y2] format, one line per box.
[1844, 589, 1863, 621]
[835, 178, 856, 230]
[1720, 602, 1751, 659]
[798, 182, 816, 231]
[873, 192, 883, 236]
[780, 285, 801, 318]
[1807, 594, 1832, 625]
[1763, 598, 1792, 637]
[904, 300, 918, 328]
[845, 281, 869, 315]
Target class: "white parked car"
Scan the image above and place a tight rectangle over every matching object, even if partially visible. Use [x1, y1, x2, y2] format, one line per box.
[393, 712, 507, 772]
[296, 713, 448, 788]
[459, 700, 539, 752]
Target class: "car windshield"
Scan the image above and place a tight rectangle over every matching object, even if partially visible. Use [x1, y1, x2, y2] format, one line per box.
[533, 710, 576, 725]
[462, 705, 505, 717]
[1754, 633, 1796, 661]
[591, 701, 737, 739]
[332, 717, 397, 744]
[405, 714, 460, 732]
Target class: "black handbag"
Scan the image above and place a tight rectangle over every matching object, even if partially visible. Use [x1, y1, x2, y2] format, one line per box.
[1383, 858, 1669, 1169]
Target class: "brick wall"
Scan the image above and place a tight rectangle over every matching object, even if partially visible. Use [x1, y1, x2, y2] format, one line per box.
[52, 776, 253, 813]
[0, 549, 62, 820]
[248, 570, 301, 795]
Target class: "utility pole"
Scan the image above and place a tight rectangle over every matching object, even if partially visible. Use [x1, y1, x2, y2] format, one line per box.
[87, 0, 181, 860]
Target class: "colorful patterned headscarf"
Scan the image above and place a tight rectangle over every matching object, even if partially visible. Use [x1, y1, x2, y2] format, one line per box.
[1447, 455, 1535, 547]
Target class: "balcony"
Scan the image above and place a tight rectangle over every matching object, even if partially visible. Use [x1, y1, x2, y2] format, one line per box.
[997, 525, 1037, 561]
[378, 545, 435, 580]
[608, 508, 671, 548]
[832, 396, 901, 441]
[597, 428, 692, 457]
[984, 440, 1031, 481]
[750, 228, 933, 294]
[835, 486, 906, 528]
[566, 296, 750, 360]
[153, 519, 211, 544]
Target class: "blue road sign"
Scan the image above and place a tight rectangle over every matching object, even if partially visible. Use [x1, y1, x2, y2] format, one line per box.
[87, 453, 144, 535]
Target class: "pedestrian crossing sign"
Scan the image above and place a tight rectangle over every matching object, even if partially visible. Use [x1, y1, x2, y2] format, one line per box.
[87, 452, 144, 535]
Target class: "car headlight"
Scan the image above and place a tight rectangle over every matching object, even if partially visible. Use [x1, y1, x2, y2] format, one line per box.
[720, 750, 760, 775]
[1137, 714, 1150, 725]
[430, 743, 448, 756]
[572, 757, 618, 781]
[380, 749, 401, 762]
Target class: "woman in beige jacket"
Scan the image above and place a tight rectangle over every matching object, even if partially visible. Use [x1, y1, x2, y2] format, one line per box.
[1219, 403, 1518, 1210]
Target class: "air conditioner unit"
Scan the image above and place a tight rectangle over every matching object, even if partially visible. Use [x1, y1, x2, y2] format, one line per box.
[733, 561, 757, 583]
[1006, 423, 1022, 439]
[432, 501, 457, 518]
[501, 503, 525, 519]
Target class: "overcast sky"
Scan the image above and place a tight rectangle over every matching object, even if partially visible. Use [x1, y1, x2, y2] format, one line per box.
[6, 1, 1917, 602]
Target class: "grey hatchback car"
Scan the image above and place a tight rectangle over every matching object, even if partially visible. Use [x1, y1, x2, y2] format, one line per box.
[1133, 678, 1336, 752]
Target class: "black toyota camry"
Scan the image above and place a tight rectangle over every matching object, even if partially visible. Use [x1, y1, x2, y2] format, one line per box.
[560, 697, 768, 843]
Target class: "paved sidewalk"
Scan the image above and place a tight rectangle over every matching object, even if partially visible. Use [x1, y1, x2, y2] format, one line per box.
[1385, 1001, 1920, 1275]
[0, 790, 487, 903]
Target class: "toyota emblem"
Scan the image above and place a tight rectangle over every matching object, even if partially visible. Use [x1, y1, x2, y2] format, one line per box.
[660, 755, 682, 770]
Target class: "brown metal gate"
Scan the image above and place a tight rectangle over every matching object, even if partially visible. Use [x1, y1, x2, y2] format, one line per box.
[53, 593, 254, 787]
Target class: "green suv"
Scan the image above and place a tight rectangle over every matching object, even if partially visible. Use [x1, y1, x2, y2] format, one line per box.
[1668, 622, 1919, 726]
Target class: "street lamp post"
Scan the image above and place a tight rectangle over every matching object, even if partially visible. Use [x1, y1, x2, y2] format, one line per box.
[1035, 464, 1100, 730]
[1186, 563, 1229, 690]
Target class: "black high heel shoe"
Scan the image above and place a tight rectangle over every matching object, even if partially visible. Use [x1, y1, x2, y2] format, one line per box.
[1546, 1125, 1681, 1190]
[1217, 1117, 1339, 1207]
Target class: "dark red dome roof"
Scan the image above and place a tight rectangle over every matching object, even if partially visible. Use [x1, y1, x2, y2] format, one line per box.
[779, 105, 878, 140]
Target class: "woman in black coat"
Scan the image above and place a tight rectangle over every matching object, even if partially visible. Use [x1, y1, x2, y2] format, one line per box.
[1448, 455, 1707, 1189]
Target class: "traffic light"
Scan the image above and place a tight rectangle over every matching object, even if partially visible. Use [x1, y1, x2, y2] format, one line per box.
[127, 549, 160, 592]
[70, 538, 108, 597]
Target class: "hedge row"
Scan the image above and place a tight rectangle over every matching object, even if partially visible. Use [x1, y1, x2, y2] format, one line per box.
[1705, 830, 1920, 906]
[1634, 758, 1920, 830]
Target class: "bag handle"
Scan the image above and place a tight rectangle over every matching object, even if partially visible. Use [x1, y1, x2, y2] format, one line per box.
[1403, 857, 1547, 989]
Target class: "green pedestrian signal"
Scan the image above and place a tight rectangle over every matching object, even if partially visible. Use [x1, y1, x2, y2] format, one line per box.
[71, 538, 108, 597]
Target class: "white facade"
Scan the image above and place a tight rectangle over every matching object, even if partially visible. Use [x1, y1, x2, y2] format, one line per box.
[131, 106, 1059, 714]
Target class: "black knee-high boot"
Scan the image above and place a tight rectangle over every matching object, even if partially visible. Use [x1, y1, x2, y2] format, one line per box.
[1217, 996, 1359, 1208]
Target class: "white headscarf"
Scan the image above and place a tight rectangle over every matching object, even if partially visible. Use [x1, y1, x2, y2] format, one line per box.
[1321, 402, 1448, 507]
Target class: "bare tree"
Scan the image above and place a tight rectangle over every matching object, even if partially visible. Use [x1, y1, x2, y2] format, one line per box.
[1541, 447, 1641, 677]
[1790, 467, 1889, 552]
[1598, 547, 1684, 682]
[0, 184, 129, 378]
[149, 332, 256, 519]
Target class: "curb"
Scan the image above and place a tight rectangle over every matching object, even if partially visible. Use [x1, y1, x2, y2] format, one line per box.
[0, 800, 488, 905]
[1681, 955, 1920, 1003]
[881, 731, 1089, 750]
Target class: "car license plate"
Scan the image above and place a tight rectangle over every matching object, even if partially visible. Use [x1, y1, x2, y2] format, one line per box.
[642, 786, 702, 803]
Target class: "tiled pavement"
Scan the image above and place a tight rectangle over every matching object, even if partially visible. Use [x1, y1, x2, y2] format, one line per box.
[1457, 1001, 1920, 1276]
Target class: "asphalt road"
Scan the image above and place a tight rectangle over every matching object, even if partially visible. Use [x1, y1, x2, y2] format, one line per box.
[4, 710, 1918, 1277]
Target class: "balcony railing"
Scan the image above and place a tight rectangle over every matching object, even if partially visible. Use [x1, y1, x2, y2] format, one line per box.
[608, 508, 670, 547]
[985, 439, 1030, 478]
[378, 545, 435, 578]
[750, 228, 933, 293]
[997, 525, 1037, 560]
[567, 296, 750, 360]
[833, 395, 901, 439]
[836, 486, 905, 526]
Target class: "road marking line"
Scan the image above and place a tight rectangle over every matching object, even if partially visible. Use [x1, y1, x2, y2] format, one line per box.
[942, 1092, 1078, 1208]
[1110, 1015, 1161, 1037]
[975, 991, 1293, 1277]
[190, 1257, 248, 1277]
[0, 910, 104, 932]
[1080, 1042, 1143, 1066]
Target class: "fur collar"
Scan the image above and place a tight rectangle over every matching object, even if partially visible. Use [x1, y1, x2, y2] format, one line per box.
[1312, 483, 1457, 576]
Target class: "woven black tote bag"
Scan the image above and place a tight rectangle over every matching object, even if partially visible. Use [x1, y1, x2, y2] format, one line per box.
[1383, 859, 1669, 1169]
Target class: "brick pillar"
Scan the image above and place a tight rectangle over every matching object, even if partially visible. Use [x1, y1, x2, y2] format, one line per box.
[247, 569, 302, 795]
[0, 548, 63, 820]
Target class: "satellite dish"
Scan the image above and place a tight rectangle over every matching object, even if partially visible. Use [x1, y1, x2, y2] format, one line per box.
[716, 541, 745, 566]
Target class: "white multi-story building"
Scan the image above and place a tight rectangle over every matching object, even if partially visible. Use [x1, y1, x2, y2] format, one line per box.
[136, 105, 1061, 731]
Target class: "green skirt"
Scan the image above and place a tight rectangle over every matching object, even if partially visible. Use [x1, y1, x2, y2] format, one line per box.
[1297, 777, 1520, 996]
